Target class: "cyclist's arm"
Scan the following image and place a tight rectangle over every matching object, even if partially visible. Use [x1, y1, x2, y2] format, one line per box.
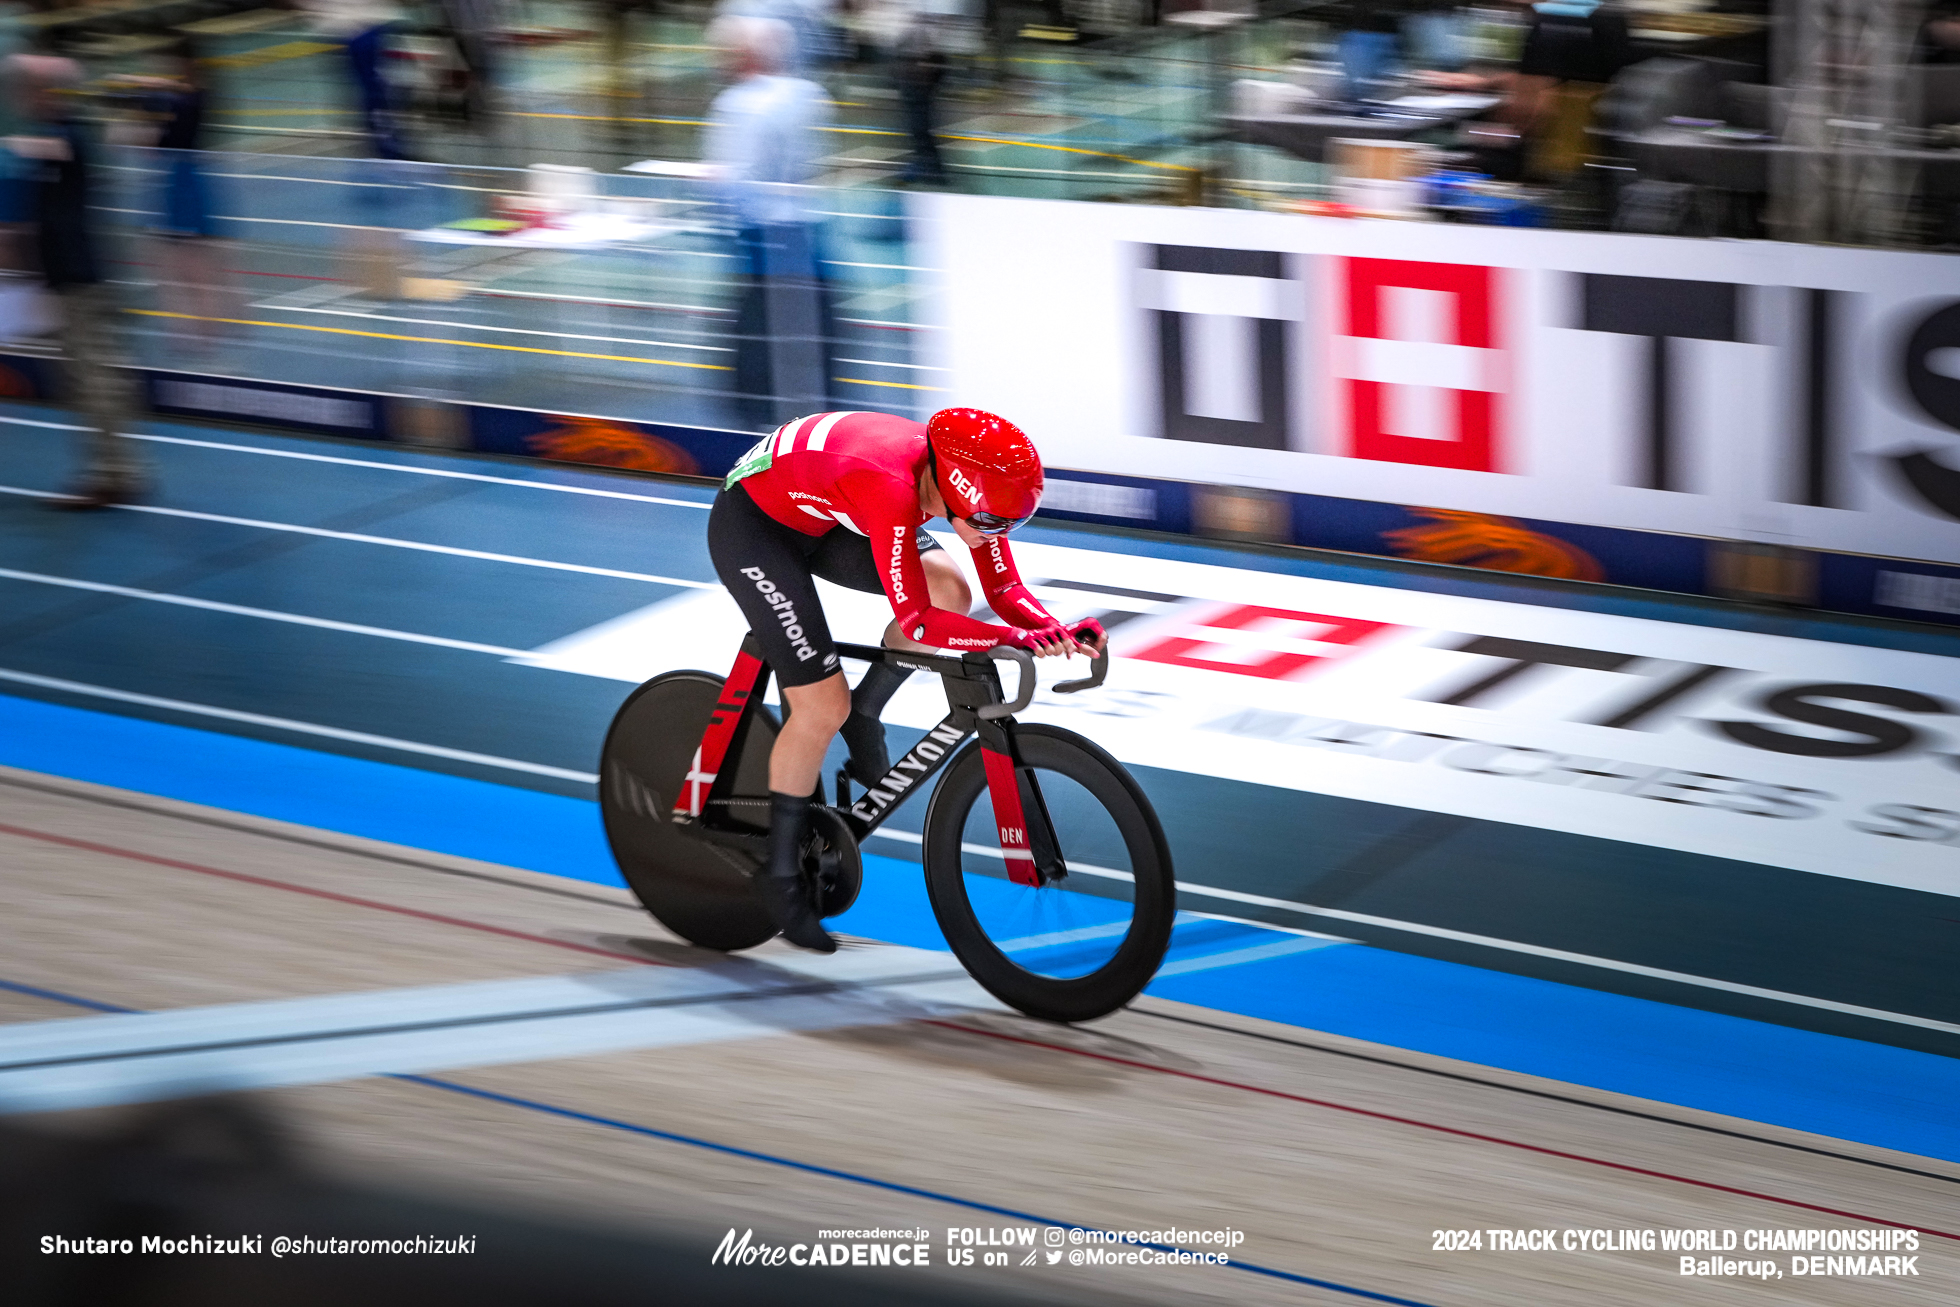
[970, 534, 1106, 653]
[965, 534, 1057, 631]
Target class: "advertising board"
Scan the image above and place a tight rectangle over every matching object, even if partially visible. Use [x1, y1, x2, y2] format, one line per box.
[910, 194, 1960, 568]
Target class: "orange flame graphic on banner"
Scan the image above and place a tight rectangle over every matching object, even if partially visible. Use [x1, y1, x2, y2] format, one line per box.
[1383, 508, 1604, 581]
[526, 417, 700, 475]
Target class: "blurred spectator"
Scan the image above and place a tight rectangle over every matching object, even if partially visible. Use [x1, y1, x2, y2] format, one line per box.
[715, 0, 843, 77]
[704, 14, 836, 423]
[1403, 0, 1468, 74]
[1334, 0, 1408, 104]
[139, 41, 227, 346]
[296, 0, 409, 159]
[439, 0, 505, 124]
[1509, 0, 1632, 182]
[891, 6, 950, 186]
[4, 54, 150, 508]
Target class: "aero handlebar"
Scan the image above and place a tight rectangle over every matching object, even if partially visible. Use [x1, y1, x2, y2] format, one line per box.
[1052, 646, 1108, 696]
[978, 643, 1109, 718]
[978, 646, 1037, 719]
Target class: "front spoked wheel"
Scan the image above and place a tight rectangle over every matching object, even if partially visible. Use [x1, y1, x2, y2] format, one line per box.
[921, 725, 1175, 1023]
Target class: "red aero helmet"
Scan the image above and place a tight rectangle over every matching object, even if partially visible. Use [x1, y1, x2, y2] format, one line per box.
[926, 408, 1043, 534]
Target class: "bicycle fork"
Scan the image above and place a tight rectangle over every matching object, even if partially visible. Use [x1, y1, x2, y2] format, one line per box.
[975, 718, 1068, 888]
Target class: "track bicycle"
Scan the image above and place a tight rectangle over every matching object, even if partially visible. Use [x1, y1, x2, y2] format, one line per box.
[597, 637, 1176, 1023]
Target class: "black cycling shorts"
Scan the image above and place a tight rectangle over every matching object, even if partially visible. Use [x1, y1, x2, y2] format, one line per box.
[707, 481, 943, 688]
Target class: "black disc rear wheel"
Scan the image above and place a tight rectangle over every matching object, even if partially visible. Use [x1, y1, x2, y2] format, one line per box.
[921, 725, 1175, 1023]
[598, 671, 778, 951]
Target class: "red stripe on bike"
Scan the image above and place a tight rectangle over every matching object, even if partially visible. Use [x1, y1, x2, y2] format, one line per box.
[980, 747, 1040, 887]
[676, 648, 767, 819]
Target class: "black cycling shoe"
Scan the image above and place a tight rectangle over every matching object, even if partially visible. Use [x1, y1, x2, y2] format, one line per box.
[753, 872, 836, 953]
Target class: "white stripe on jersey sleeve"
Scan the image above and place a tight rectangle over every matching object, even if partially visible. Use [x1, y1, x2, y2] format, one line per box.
[804, 410, 869, 452]
[797, 504, 833, 521]
[830, 510, 865, 534]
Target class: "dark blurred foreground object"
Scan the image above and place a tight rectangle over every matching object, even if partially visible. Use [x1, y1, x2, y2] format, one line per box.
[0, 1099, 1096, 1307]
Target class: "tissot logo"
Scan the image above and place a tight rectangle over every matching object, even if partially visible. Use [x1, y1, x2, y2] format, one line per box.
[937, 197, 1960, 569]
[1129, 604, 1399, 681]
[1339, 258, 1503, 472]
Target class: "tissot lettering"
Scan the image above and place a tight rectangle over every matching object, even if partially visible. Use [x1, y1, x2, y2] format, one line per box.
[1427, 636, 1640, 707]
[1593, 664, 1739, 730]
[1892, 300, 1960, 520]
[1713, 683, 1952, 759]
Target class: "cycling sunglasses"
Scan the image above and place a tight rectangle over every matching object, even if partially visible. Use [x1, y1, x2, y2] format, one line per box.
[963, 509, 1035, 536]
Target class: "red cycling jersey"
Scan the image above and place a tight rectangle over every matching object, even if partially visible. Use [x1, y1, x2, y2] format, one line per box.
[727, 410, 1061, 651]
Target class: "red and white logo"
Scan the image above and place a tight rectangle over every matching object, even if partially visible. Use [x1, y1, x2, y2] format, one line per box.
[1334, 258, 1505, 473]
[1129, 604, 1400, 680]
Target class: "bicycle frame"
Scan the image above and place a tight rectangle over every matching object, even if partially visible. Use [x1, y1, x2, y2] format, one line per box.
[673, 635, 1106, 888]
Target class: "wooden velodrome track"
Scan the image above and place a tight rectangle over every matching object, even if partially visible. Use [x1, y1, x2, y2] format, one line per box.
[2, 764, 1953, 1305]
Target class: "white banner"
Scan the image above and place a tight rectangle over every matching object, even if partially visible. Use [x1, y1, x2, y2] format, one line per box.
[908, 194, 1960, 566]
[522, 537, 1960, 899]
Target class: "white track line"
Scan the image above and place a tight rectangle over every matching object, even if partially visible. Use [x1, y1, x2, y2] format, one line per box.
[0, 486, 715, 588]
[0, 950, 987, 1114]
[0, 667, 598, 781]
[0, 416, 717, 508]
[0, 566, 531, 657]
[1153, 935, 1341, 978]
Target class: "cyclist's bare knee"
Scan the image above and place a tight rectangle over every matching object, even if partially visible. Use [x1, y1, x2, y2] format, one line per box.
[781, 673, 850, 734]
[771, 672, 850, 794]
[922, 549, 972, 612]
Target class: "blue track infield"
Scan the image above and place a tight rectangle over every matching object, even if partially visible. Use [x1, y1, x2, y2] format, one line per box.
[6, 690, 1959, 1166]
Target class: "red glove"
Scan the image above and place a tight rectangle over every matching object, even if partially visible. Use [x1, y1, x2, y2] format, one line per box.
[999, 620, 1103, 655]
[999, 622, 1074, 653]
[1067, 617, 1107, 652]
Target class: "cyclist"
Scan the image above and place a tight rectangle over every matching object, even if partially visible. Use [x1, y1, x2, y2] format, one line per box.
[708, 407, 1105, 953]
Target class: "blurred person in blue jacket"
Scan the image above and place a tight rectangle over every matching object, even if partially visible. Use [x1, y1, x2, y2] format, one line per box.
[1403, 0, 1467, 74]
[704, 14, 837, 424]
[296, 0, 408, 158]
[117, 40, 226, 344]
[1334, 1, 1407, 104]
[4, 54, 151, 507]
